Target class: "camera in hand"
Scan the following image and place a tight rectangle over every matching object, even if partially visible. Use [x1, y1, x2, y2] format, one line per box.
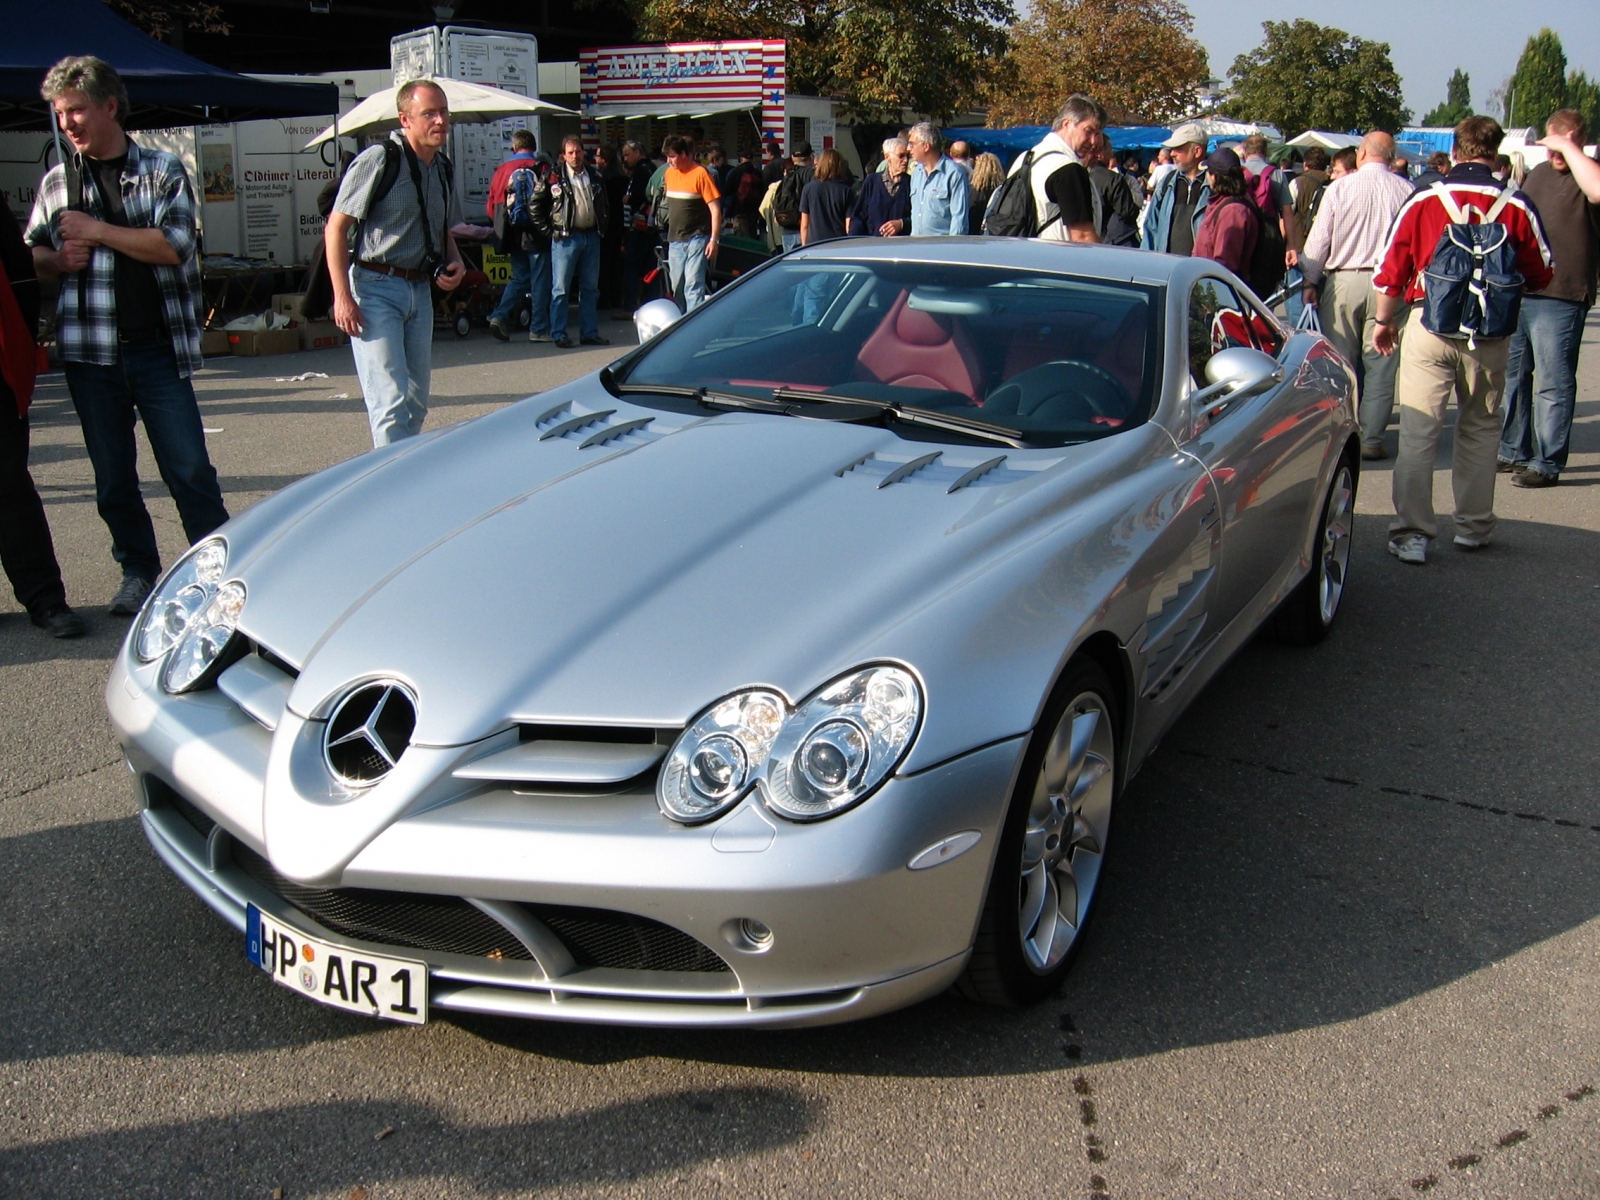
[421, 253, 450, 283]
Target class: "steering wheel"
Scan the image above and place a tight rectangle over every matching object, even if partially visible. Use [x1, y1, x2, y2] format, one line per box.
[986, 359, 1131, 421]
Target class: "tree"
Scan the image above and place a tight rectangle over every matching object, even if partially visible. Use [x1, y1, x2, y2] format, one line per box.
[1507, 29, 1566, 131]
[103, 0, 228, 42]
[609, 0, 1013, 121]
[1421, 68, 1472, 127]
[1223, 20, 1408, 135]
[1563, 69, 1599, 138]
[984, 0, 1208, 127]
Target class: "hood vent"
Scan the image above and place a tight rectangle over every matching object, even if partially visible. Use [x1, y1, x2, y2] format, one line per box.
[837, 450, 1050, 492]
[453, 723, 676, 787]
[536, 400, 658, 450]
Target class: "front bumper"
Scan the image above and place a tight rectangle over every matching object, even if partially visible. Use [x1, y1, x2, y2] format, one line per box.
[114, 650, 1027, 1028]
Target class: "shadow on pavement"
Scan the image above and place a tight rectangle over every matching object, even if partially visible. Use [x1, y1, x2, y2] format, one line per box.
[0, 1087, 814, 1198]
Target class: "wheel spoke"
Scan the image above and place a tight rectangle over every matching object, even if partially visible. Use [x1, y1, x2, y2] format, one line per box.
[1067, 810, 1101, 856]
[1055, 861, 1080, 930]
[1069, 753, 1111, 807]
[1025, 873, 1059, 967]
[1021, 822, 1048, 868]
[1064, 707, 1100, 792]
[1018, 863, 1048, 937]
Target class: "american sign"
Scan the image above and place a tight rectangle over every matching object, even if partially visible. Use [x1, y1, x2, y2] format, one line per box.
[579, 40, 787, 150]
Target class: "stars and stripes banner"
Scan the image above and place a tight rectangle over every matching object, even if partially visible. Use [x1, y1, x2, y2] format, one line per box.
[579, 40, 787, 151]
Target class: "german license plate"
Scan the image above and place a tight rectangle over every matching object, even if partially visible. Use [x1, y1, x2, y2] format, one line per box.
[246, 904, 427, 1025]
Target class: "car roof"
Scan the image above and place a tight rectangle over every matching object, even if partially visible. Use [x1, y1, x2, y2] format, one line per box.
[786, 235, 1209, 289]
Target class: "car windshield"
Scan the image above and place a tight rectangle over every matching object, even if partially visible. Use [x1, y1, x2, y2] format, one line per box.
[617, 258, 1161, 447]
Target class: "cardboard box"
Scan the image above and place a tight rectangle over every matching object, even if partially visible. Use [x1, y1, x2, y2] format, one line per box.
[228, 328, 301, 357]
[271, 293, 307, 321]
[200, 329, 230, 356]
[298, 320, 349, 351]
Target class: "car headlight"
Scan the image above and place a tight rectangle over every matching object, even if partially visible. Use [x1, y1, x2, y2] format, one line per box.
[136, 538, 227, 663]
[763, 665, 921, 821]
[658, 689, 786, 823]
[657, 665, 922, 825]
[162, 580, 246, 694]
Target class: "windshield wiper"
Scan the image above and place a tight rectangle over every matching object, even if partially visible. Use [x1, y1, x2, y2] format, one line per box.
[770, 388, 1027, 449]
[615, 382, 792, 414]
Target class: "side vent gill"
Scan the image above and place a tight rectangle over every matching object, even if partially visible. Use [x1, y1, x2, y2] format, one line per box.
[836, 451, 1055, 491]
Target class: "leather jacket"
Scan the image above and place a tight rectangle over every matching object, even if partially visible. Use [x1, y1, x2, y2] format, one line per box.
[536, 162, 609, 239]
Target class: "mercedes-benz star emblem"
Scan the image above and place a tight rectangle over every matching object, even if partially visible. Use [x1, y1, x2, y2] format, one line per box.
[323, 681, 417, 787]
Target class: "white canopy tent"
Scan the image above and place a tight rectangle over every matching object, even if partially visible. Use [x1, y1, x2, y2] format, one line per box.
[1286, 131, 1361, 150]
[303, 77, 575, 148]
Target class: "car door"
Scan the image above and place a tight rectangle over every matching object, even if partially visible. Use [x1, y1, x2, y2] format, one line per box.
[1181, 276, 1327, 631]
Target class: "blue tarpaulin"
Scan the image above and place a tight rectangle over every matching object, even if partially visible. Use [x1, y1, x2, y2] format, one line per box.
[945, 125, 1179, 166]
[1396, 128, 1455, 161]
[0, 0, 337, 131]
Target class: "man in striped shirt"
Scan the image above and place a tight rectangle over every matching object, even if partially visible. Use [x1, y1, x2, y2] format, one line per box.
[1299, 131, 1417, 460]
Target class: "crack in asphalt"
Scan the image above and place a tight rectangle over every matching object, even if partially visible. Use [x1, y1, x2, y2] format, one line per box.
[1170, 747, 1600, 835]
[0, 756, 123, 808]
[1387, 1082, 1594, 1196]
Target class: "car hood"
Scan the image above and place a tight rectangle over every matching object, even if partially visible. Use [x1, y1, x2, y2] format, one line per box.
[232, 381, 1096, 748]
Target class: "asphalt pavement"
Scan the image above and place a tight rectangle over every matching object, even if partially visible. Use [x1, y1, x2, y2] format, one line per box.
[2, 312, 1597, 1199]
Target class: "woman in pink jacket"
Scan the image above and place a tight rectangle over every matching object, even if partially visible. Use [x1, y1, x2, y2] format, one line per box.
[1192, 148, 1258, 279]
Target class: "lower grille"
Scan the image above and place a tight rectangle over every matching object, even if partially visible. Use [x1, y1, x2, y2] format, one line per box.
[530, 906, 730, 974]
[232, 844, 534, 961]
[148, 776, 216, 839]
[230, 845, 730, 973]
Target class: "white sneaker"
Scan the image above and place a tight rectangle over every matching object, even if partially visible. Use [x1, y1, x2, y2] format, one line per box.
[1388, 533, 1428, 564]
[1453, 534, 1489, 551]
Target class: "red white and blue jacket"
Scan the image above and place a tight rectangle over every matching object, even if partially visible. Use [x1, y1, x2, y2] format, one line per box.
[1374, 163, 1553, 303]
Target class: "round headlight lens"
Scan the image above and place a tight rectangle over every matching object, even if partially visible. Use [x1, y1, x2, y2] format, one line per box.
[162, 580, 246, 694]
[763, 665, 921, 821]
[136, 539, 227, 663]
[659, 690, 786, 823]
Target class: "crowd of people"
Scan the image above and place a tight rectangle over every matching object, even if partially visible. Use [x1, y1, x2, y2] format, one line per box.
[1, 59, 1596, 643]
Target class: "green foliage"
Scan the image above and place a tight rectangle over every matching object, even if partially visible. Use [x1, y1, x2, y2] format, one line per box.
[1565, 70, 1600, 139]
[1422, 68, 1472, 126]
[1427, 68, 1472, 127]
[1224, 20, 1409, 136]
[1508, 29, 1567, 131]
[103, 0, 229, 39]
[613, 0, 1014, 121]
[987, 0, 1209, 126]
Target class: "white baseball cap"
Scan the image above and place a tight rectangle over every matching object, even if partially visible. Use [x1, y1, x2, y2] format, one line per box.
[1162, 122, 1208, 148]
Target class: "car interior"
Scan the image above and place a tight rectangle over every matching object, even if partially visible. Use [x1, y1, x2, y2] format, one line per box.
[623, 262, 1163, 444]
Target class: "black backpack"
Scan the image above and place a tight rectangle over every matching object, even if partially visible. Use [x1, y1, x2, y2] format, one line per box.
[773, 165, 811, 230]
[983, 149, 1064, 237]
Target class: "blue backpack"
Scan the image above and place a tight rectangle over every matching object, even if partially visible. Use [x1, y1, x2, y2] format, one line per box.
[1420, 185, 1525, 344]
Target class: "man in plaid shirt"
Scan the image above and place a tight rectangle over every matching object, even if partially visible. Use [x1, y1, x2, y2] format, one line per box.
[26, 56, 228, 615]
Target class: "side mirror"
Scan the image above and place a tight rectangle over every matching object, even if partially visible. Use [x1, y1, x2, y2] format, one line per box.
[634, 298, 682, 344]
[1190, 346, 1284, 426]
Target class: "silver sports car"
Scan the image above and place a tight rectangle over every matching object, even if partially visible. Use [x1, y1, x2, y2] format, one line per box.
[110, 239, 1357, 1029]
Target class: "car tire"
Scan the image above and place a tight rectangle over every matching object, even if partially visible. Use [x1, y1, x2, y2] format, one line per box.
[1272, 454, 1356, 646]
[957, 657, 1119, 1008]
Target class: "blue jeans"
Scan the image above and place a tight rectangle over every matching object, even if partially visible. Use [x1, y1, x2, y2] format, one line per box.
[1499, 295, 1587, 476]
[780, 230, 801, 253]
[667, 236, 710, 312]
[349, 265, 433, 447]
[63, 341, 229, 583]
[1283, 266, 1307, 326]
[550, 232, 601, 340]
[487, 244, 553, 336]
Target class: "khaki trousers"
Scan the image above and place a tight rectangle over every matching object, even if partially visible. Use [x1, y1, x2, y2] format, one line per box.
[1323, 269, 1400, 448]
[1390, 307, 1509, 543]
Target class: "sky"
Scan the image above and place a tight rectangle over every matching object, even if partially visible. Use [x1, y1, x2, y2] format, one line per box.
[1189, 0, 1599, 123]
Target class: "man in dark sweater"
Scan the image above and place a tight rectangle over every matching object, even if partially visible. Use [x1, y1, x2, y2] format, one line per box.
[1497, 110, 1600, 486]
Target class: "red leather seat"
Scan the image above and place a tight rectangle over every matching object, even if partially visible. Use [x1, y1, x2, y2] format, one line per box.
[855, 290, 983, 401]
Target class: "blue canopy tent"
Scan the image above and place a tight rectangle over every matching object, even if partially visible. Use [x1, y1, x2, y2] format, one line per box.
[945, 125, 1178, 168]
[1396, 128, 1455, 163]
[0, 0, 338, 132]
